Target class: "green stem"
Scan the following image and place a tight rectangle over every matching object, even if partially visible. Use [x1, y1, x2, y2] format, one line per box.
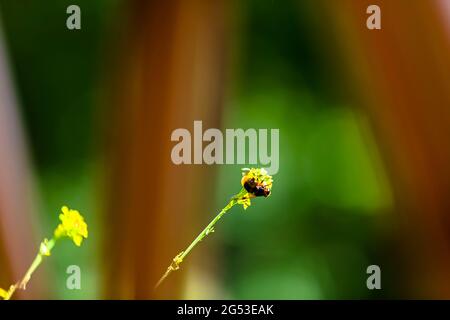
[155, 193, 244, 289]
[180, 200, 236, 260]
[20, 238, 56, 288]
[3, 238, 56, 300]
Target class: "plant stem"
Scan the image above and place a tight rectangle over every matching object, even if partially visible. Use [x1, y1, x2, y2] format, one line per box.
[2, 238, 56, 300]
[155, 197, 241, 289]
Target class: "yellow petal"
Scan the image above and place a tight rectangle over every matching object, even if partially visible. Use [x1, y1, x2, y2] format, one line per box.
[73, 235, 82, 246]
[0, 287, 7, 299]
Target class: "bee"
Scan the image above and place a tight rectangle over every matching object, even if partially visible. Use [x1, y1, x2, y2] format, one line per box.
[241, 175, 271, 197]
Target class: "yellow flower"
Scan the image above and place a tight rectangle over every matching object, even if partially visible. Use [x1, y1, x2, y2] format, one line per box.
[0, 287, 7, 299]
[54, 206, 88, 246]
[236, 194, 252, 210]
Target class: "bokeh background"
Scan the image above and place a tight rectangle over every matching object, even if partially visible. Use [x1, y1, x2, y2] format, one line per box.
[0, 0, 450, 299]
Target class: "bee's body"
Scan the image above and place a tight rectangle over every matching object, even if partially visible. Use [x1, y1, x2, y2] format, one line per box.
[241, 176, 271, 197]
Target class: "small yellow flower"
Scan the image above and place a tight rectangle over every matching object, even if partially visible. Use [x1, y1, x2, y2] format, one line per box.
[0, 287, 7, 299]
[241, 168, 273, 193]
[39, 239, 52, 256]
[54, 206, 88, 246]
[236, 194, 252, 209]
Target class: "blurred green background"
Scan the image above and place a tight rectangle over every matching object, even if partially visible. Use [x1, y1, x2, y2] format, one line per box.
[1, 0, 449, 299]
